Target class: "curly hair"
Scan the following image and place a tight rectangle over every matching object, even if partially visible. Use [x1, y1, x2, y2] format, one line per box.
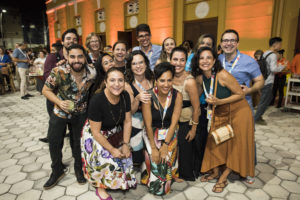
[191, 46, 223, 78]
[125, 50, 154, 83]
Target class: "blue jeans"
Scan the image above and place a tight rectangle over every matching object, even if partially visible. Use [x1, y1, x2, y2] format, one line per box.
[255, 83, 273, 121]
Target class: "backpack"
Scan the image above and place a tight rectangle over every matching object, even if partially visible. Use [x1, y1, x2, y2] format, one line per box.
[257, 52, 274, 80]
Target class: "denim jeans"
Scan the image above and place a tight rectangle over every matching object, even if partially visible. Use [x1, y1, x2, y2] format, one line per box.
[48, 113, 87, 176]
[255, 83, 273, 121]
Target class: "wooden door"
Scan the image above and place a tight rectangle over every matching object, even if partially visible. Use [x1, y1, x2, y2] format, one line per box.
[183, 17, 218, 47]
[294, 9, 300, 55]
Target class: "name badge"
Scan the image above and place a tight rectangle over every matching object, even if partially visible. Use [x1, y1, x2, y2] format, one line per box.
[207, 106, 212, 120]
[158, 128, 168, 140]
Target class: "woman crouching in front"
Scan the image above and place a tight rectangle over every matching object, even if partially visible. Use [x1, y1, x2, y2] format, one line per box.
[191, 47, 255, 193]
[81, 67, 137, 200]
[141, 62, 182, 195]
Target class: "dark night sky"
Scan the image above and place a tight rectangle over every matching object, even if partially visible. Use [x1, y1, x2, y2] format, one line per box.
[1, 0, 48, 45]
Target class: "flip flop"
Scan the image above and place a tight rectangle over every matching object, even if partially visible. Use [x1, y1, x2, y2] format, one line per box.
[200, 174, 220, 182]
[212, 180, 228, 193]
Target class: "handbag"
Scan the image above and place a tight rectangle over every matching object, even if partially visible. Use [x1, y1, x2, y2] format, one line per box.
[210, 74, 234, 145]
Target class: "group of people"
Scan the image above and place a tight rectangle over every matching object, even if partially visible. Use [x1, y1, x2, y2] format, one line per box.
[3, 22, 299, 199]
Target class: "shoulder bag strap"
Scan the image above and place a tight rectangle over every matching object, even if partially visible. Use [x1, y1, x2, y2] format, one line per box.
[210, 74, 218, 133]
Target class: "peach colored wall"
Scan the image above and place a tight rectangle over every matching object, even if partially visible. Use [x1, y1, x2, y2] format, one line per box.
[225, 0, 273, 52]
[105, 0, 125, 46]
[47, 12, 56, 47]
[147, 0, 174, 45]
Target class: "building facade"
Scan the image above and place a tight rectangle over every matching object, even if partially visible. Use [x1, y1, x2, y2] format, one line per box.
[46, 0, 300, 60]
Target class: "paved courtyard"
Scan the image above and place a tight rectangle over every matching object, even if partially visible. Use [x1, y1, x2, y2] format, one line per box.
[0, 89, 300, 200]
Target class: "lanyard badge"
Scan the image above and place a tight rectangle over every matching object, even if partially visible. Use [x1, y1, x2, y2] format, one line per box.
[154, 87, 171, 140]
[203, 75, 215, 120]
[223, 53, 240, 74]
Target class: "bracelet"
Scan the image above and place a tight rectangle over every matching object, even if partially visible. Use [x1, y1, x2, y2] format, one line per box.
[121, 141, 130, 147]
[162, 140, 170, 145]
[189, 119, 199, 126]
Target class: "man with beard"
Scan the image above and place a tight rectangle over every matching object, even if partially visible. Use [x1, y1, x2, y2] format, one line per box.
[39, 29, 78, 143]
[42, 44, 96, 189]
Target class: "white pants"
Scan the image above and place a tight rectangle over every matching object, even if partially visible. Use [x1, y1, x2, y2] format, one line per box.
[18, 67, 28, 97]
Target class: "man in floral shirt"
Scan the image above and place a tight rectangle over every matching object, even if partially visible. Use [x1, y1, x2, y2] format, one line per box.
[42, 44, 96, 190]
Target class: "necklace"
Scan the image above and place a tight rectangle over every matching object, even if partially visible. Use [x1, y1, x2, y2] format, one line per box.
[106, 92, 125, 125]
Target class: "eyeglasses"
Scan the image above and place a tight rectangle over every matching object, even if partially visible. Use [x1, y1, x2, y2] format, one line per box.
[221, 39, 238, 44]
[90, 40, 99, 43]
[137, 34, 150, 39]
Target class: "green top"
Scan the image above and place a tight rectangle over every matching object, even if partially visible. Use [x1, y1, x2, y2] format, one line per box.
[203, 75, 231, 99]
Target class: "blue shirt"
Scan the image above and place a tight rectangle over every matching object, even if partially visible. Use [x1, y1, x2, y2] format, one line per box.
[12, 48, 29, 69]
[133, 44, 162, 71]
[185, 53, 194, 72]
[218, 50, 261, 111]
[0, 54, 11, 69]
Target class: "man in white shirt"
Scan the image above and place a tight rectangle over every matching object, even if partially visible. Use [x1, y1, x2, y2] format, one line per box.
[255, 37, 287, 124]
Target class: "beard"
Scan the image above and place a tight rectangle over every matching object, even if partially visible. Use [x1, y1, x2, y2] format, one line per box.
[69, 62, 85, 72]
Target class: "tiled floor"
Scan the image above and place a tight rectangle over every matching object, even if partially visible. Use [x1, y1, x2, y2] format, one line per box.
[0, 90, 300, 200]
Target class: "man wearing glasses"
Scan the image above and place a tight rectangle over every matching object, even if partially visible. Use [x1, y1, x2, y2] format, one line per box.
[133, 24, 162, 70]
[218, 29, 264, 184]
[219, 29, 264, 112]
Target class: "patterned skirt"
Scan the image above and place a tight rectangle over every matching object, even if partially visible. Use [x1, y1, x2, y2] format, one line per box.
[81, 120, 137, 189]
[141, 127, 179, 196]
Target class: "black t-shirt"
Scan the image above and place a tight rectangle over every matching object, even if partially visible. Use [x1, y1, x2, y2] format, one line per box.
[88, 90, 131, 130]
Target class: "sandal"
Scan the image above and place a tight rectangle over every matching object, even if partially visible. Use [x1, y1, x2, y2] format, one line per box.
[200, 174, 219, 182]
[212, 180, 228, 193]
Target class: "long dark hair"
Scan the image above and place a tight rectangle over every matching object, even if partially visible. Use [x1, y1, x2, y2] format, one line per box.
[191, 46, 223, 78]
[125, 50, 154, 83]
[90, 53, 113, 95]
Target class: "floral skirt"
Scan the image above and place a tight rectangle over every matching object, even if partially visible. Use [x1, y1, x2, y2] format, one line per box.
[81, 120, 137, 189]
[141, 127, 179, 196]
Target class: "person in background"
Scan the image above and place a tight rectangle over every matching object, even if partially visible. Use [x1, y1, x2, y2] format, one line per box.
[33, 50, 47, 93]
[0, 47, 12, 93]
[141, 62, 182, 196]
[104, 45, 113, 55]
[125, 50, 154, 167]
[42, 44, 96, 190]
[255, 37, 286, 124]
[291, 49, 300, 76]
[12, 42, 33, 100]
[81, 67, 136, 200]
[112, 41, 127, 73]
[86, 32, 103, 64]
[270, 49, 290, 108]
[90, 53, 115, 96]
[170, 47, 200, 181]
[192, 47, 255, 193]
[156, 37, 176, 64]
[290, 49, 300, 103]
[133, 24, 162, 70]
[185, 34, 215, 72]
[254, 50, 264, 61]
